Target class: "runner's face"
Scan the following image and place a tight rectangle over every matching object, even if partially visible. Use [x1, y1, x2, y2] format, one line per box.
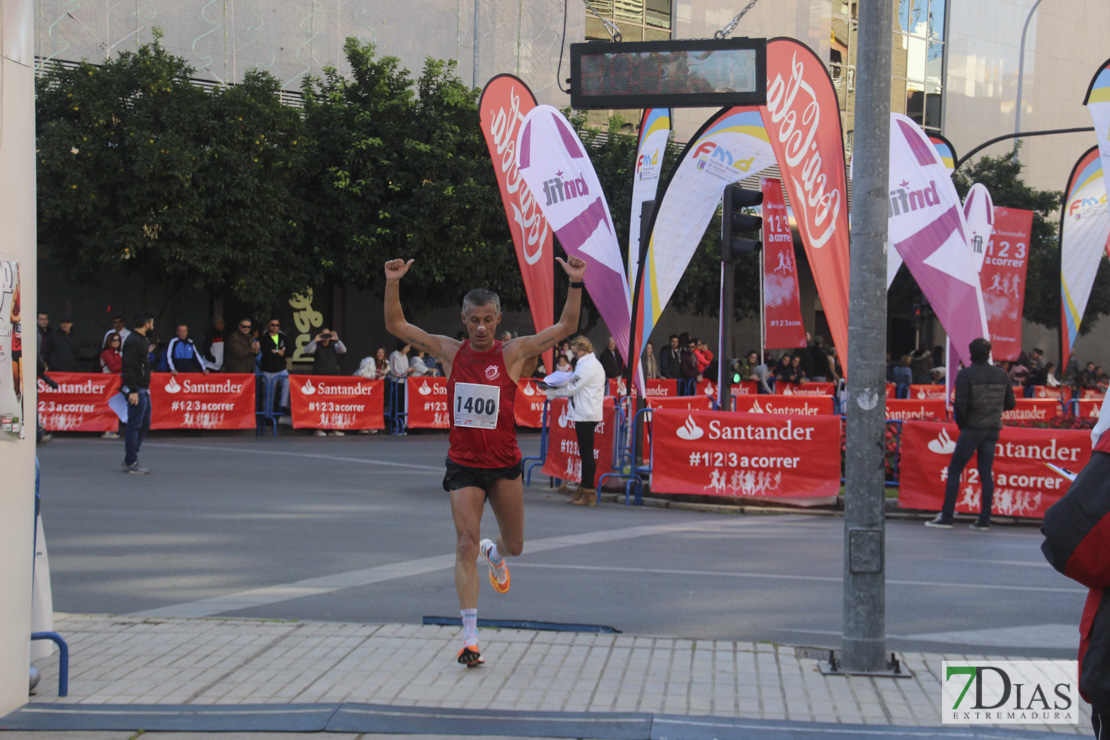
[462, 303, 500, 349]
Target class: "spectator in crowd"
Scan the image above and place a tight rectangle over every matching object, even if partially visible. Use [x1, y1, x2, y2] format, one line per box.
[793, 342, 814, 379]
[929, 368, 945, 385]
[694, 339, 714, 376]
[891, 354, 913, 391]
[354, 355, 378, 379]
[306, 328, 348, 437]
[789, 353, 808, 385]
[410, 349, 437, 376]
[165, 324, 209, 375]
[1044, 362, 1061, 388]
[598, 336, 624, 379]
[224, 318, 260, 373]
[102, 315, 130, 348]
[43, 318, 81, 372]
[258, 319, 289, 411]
[1081, 362, 1100, 390]
[199, 315, 225, 370]
[752, 353, 774, 394]
[371, 347, 390, 380]
[37, 312, 51, 346]
[809, 335, 832, 382]
[926, 337, 1016, 531]
[910, 347, 932, 383]
[554, 354, 572, 373]
[307, 328, 347, 376]
[386, 340, 414, 381]
[1027, 347, 1045, 377]
[736, 350, 759, 382]
[679, 335, 700, 392]
[659, 334, 681, 379]
[543, 335, 606, 506]
[642, 342, 660, 380]
[98, 332, 123, 439]
[120, 313, 154, 475]
[99, 333, 123, 374]
[1009, 359, 1029, 388]
[773, 354, 796, 385]
[557, 340, 574, 365]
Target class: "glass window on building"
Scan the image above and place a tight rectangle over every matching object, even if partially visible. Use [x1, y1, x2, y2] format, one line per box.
[891, 0, 945, 133]
[582, 0, 672, 129]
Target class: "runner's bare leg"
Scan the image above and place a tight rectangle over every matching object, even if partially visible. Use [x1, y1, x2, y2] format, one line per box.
[450, 486, 486, 609]
[486, 476, 525, 558]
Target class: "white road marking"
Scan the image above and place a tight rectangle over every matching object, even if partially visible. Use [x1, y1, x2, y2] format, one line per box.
[130, 515, 809, 618]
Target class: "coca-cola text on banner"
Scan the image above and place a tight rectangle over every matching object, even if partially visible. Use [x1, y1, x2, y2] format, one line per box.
[479, 74, 555, 375]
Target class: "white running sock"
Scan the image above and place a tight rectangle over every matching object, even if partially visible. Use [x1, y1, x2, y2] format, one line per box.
[461, 609, 478, 647]
[486, 542, 504, 565]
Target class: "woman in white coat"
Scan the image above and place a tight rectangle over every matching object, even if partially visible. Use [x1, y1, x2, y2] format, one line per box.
[543, 335, 607, 505]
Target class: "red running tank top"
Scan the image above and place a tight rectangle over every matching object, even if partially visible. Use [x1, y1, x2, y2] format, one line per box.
[447, 340, 520, 468]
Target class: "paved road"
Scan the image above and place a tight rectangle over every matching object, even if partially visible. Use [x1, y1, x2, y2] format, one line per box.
[34, 433, 1086, 658]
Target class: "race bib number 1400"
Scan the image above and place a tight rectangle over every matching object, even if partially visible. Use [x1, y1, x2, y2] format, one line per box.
[454, 382, 500, 429]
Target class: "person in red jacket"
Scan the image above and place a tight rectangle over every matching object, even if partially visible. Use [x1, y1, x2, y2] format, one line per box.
[383, 254, 587, 668]
[1042, 393, 1110, 737]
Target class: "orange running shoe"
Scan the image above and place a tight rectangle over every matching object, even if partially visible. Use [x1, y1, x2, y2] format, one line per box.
[480, 538, 510, 594]
[457, 644, 485, 667]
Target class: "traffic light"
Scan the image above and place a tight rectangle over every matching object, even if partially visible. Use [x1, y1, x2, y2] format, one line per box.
[721, 183, 763, 262]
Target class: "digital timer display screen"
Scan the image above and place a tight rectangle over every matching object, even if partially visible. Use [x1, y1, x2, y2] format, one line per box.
[570, 39, 766, 110]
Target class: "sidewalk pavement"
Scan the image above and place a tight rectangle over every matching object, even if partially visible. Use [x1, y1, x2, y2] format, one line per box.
[0, 613, 1091, 739]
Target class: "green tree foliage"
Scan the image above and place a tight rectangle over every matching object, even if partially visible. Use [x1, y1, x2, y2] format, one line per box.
[300, 39, 522, 310]
[36, 35, 314, 337]
[952, 150, 1110, 334]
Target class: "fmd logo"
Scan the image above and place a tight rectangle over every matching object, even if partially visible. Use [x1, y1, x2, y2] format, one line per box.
[941, 660, 1078, 726]
[690, 141, 757, 172]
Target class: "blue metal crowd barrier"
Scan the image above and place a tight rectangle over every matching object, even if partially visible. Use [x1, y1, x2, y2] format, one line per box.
[522, 400, 550, 487]
[386, 378, 408, 435]
[254, 373, 284, 437]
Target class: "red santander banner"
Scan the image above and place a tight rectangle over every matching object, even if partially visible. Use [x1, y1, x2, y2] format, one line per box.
[38, 372, 120, 432]
[885, 398, 947, 421]
[733, 395, 834, 415]
[1031, 385, 1067, 400]
[289, 375, 384, 431]
[775, 381, 836, 397]
[1002, 398, 1063, 424]
[150, 373, 255, 430]
[541, 397, 615, 487]
[407, 377, 449, 429]
[981, 207, 1033, 361]
[898, 421, 1090, 519]
[651, 409, 842, 499]
[909, 384, 948, 401]
[762, 178, 807, 349]
[760, 38, 850, 371]
[1074, 399, 1101, 420]
[514, 379, 547, 428]
[642, 395, 714, 462]
[608, 378, 679, 397]
[478, 74, 554, 374]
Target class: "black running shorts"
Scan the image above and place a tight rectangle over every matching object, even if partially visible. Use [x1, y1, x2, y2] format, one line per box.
[442, 458, 523, 492]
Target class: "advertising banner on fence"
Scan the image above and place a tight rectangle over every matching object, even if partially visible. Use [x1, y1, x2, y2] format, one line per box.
[514, 379, 547, 428]
[479, 75, 554, 376]
[885, 398, 948, 421]
[150, 373, 255, 430]
[733, 395, 834, 415]
[1032, 385, 1067, 400]
[760, 38, 851, 368]
[651, 409, 842, 500]
[642, 395, 715, 462]
[516, 105, 633, 385]
[608, 378, 680, 397]
[762, 177, 807, 350]
[1059, 146, 1110, 368]
[909, 384, 949, 401]
[407, 377, 449, 429]
[1075, 399, 1102, 420]
[37, 371, 120, 432]
[1002, 399, 1064, 425]
[775, 382, 836, 396]
[0, 257, 24, 438]
[982, 207, 1033, 360]
[898, 421, 1091, 519]
[289, 375, 384, 431]
[541, 397, 615, 486]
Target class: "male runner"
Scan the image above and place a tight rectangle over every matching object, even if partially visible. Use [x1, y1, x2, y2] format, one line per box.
[384, 255, 587, 666]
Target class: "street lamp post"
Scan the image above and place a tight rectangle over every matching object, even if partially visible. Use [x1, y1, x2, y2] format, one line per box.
[1013, 0, 1046, 159]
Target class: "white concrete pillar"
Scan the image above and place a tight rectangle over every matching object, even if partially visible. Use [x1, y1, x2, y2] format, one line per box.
[0, 0, 39, 717]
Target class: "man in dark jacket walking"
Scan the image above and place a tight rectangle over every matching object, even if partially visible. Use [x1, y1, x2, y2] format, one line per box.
[925, 337, 1016, 531]
[120, 313, 154, 474]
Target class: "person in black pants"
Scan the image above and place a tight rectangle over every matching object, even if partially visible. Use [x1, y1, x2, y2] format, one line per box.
[925, 338, 1016, 531]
